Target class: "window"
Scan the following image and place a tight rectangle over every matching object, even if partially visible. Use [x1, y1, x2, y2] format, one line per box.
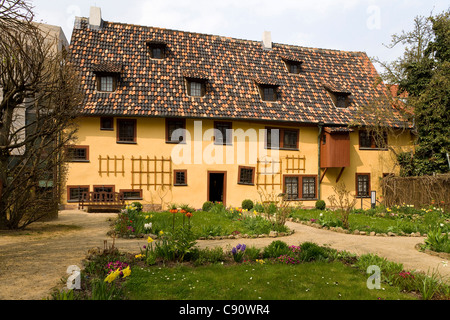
[259, 84, 278, 101]
[66, 146, 89, 162]
[266, 127, 299, 150]
[302, 177, 316, 199]
[93, 185, 115, 201]
[284, 60, 302, 74]
[100, 117, 114, 130]
[166, 118, 186, 143]
[284, 175, 317, 200]
[238, 166, 255, 185]
[285, 177, 299, 200]
[186, 79, 206, 97]
[117, 119, 136, 143]
[120, 189, 143, 200]
[359, 130, 388, 149]
[356, 173, 370, 198]
[174, 170, 187, 186]
[67, 186, 89, 202]
[97, 75, 118, 92]
[147, 43, 166, 59]
[336, 95, 347, 108]
[283, 130, 298, 149]
[214, 121, 232, 145]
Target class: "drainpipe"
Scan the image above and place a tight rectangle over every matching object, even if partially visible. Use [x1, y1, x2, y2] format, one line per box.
[317, 123, 324, 200]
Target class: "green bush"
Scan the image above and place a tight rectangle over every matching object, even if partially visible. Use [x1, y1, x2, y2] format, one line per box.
[315, 200, 326, 210]
[131, 202, 143, 212]
[242, 199, 254, 210]
[299, 242, 330, 262]
[263, 240, 290, 258]
[202, 201, 214, 212]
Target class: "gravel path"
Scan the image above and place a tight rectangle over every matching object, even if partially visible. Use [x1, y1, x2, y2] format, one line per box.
[0, 210, 448, 300]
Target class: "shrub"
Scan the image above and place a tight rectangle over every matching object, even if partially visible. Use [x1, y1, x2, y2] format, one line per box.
[202, 201, 214, 212]
[242, 199, 254, 210]
[262, 240, 290, 258]
[131, 202, 143, 212]
[298, 242, 330, 262]
[315, 200, 326, 210]
[244, 246, 262, 260]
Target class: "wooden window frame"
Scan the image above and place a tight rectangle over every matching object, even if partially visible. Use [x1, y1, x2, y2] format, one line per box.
[173, 170, 188, 186]
[147, 43, 167, 60]
[165, 118, 186, 144]
[284, 59, 302, 74]
[67, 185, 89, 202]
[186, 78, 207, 97]
[100, 117, 114, 131]
[116, 118, 137, 144]
[265, 127, 299, 150]
[119, 189, 143, 200]
[66, 145, 89, 162]
[283, 175, 318, 201]
[259, 84, 279, 102]
[96, 73, 118, 92]
[238, 166, 255, 185]
[355, 173, 371, 198]
[359, 130, 388, 150]
[93, 185, 115, 193]
[214, 121, 233, 146]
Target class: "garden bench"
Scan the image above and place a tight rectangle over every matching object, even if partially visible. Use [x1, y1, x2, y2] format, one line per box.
[79, 191, 125, 212]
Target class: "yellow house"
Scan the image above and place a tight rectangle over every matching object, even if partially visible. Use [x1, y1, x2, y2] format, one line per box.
[64, 8, 413, 211]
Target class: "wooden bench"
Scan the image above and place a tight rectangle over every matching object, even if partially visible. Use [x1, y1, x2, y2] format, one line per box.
[79, 191, 125, 212]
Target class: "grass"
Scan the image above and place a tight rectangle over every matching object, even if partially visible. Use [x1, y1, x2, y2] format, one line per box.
[289, 207, 449, 235]
[124, 262, 416, 300]
[122, 210, 289, 239]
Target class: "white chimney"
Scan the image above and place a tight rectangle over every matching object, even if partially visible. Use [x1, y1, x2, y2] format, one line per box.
[89, 6, 102, 28]
[262, 31, 272, 50]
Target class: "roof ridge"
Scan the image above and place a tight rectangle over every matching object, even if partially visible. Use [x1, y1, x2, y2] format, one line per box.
[77, 17, 366, 55]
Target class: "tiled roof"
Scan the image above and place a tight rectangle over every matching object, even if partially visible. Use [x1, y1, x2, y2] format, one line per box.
[69, 18, 411, 128]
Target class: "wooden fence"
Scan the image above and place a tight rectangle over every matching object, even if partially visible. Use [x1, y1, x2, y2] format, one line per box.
[381, 174, 450, 211]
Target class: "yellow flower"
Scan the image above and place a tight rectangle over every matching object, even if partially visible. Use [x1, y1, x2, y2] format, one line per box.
[159, 230, 164, 235]
[145, 215, 149, 219]
[135, 254, 144, 259]
[122, 266, 131, 278]
[104, 268, 121, 283]
[147, 236, 154, 243]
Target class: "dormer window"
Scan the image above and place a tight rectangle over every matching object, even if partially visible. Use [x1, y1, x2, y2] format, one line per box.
[186, 78, 206, 97]
[92, 62, 122, 93]
[147, 42, 167, 59]
[323, 83, 351, 109]
[336, 94, 348, 108]
[96, 74, 118, 92]
[284, 59, 303, 74]
[259, 84, 279, 102]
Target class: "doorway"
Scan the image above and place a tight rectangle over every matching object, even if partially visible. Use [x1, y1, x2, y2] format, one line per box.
[208, 172, 226, 205]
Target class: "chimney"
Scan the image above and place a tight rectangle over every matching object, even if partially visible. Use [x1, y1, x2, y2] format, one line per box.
[262, 31, 272, 50]
[89, 6, 102, 29]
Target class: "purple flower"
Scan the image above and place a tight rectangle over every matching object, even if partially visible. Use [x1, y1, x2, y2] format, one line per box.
[231, 247, 237, 255]
[241, 244, 246, 251]
[236, 244, 241, 250]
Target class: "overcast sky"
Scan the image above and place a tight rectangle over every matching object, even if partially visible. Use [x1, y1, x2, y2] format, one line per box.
[32, 0, 449, 72]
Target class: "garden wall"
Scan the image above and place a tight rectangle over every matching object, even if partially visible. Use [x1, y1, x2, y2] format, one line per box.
[381, 173, 450, 211]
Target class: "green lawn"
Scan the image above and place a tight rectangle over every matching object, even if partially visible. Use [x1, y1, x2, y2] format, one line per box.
[120, 209, 289, 238]
[124, 262, 416, 300]
[289, 207, 449, 235]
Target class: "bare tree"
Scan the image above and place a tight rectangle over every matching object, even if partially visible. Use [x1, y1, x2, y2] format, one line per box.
[0, 0, 82, 229]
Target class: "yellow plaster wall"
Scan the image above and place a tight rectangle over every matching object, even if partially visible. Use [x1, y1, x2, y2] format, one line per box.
[63, 117, 412, 210]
